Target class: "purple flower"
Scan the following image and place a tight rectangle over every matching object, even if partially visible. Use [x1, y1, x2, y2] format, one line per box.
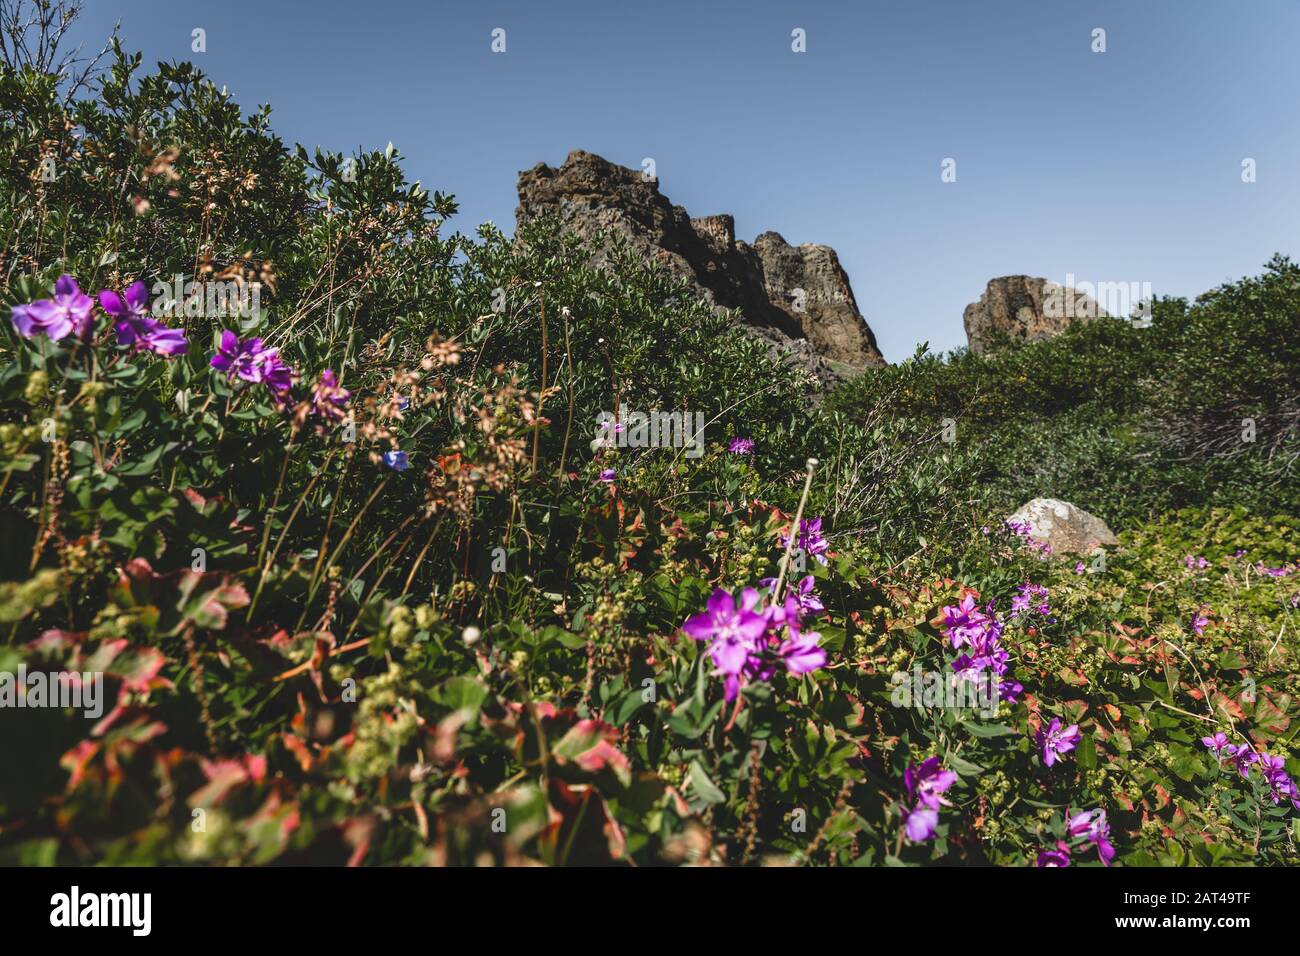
[1009, 581, 1050, 619]
[382, 450, 409, 472]
[1191, 611, 1209, 637]
[903, 806, 939, 842]
[100, 281, 187, 356]
[905, 757, 958, 811]
[1201, 732, 1230, 755]
[942, 594, 990, 649]
[682, 588, 768, 702]
[210, 329, 291, 392]
[139, 324, 187, 355]
[1227, 745, 1259, 778]
[12, 275, 96, 342]
[779, 517, 829, 566]
[728, 437, 754, 455]
[993, 681, 1024, 702]
[598, 468, 617, 483]
[99, 281, 152, 343]
[1036, 717, 1082, 768]
[1067, 808, 1115, 866]
[1259, 754, 1300, 809]
[310, 369, 350, 423]
[777, 629, 826, 674]
[1074, 562, 1085, 575]
[1036, 843, 1071, 867]
[758, 574, 824, 617]
[682, 585, 827, 701]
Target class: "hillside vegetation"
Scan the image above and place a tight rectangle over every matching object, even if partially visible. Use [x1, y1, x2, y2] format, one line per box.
[1, 49, 1298, 866]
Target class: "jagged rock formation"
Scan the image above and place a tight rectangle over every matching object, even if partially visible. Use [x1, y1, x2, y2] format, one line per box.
[963, 276, 1108, 355]
[1007, 498, 1120, 556]
[516, 150, 884, 383]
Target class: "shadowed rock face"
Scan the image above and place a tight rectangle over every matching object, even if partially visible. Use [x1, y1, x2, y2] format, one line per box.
[963, 276, 1108, 355]
[516, 150, 885, 384]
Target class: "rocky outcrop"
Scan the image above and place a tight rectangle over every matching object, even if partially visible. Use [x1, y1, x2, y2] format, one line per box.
[1007, 498, 1119, 555]
[963, 276, 1107, 355]
[516, 150, 884, 383]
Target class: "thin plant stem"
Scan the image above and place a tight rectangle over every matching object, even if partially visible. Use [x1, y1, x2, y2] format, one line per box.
[774, 458, 819, 602]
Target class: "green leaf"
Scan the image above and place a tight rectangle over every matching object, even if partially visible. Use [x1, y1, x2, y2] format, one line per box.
[688, 760, 725, 805]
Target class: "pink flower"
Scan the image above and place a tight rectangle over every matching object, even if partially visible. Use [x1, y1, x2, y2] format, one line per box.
[100, 281, 187, 356]
[778, 517, 829, 565]
[12, 274, 95, 341]
[210, 330, 292, 393]
[1067, 808, 1115, 866]
[1036, 842, 1071, 867]
[1200, 732, 1230, 755]
[1035, 717, 1082, 767]
[903, 806, 939, 842]
[309, 369, 350, 424]
[682, 588, 768, 702]
[905, 757, 958, 811]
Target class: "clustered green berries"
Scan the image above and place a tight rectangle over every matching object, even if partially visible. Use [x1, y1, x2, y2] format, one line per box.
[347, 663, 422, 783]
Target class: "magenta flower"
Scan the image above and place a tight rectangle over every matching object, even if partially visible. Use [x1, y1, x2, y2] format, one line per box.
[941, 594, 1021, 701]
[139, 325, 187, 355]
[310, 369, 350, 424]
[777, 629, 827, 674]
[1009, 581, 1050, 619]
[996, 676, 1024, 702]
[942, 594, 990, 649]
[728, 437, 754, 455]
[903, 806, 939, 842]
[100, 281, 187, 356]
[99, 281, 152, 344]
[1067, 808, 1115, 866]
[758, 574, 824, 617]
[905, 757, 958, 811]
[1036, 842, 1071, 867]
[211, 330, 292, 393]
[1226, 744, 1259, 778]
[682, 585, 827, 701]
[682, 588, 768, 702]
[1201, 732, 1231, 755]
[12, 275, 96, 341]
[899, 758, 956, 843]
[779, 516, 829, 565]
[1035, 717, 1082, 767]
[1259, 754, 1300, 809]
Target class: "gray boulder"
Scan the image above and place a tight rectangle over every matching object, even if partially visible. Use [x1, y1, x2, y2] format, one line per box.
[1007, 498, 1119, 555]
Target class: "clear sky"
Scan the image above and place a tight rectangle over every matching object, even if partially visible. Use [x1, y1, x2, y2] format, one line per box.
[67, 0, 1300, 361]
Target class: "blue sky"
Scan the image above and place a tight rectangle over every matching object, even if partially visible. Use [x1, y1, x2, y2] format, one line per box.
[68, 1, 1300, 360]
